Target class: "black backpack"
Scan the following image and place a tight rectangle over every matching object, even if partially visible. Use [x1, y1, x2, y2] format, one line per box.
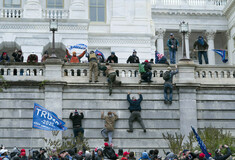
[103, 147, 116, 160]
[163, 71, 171, 81]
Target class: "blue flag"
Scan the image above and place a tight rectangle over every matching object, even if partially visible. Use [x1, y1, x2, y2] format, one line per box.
[32, 103, 67, 131]
[68, 44, 87, 51]
[212, 49, 228, 63]
[191, 126, 210, 159]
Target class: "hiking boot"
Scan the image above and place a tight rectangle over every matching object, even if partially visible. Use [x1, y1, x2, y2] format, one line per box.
[169, 101, 172, 105]
[144, 129, 146, 133]
[89, 80, 92, 83]
[127, 129, 133, 133]
[104, 138, 109, 142]
[164, 100, 168, 104]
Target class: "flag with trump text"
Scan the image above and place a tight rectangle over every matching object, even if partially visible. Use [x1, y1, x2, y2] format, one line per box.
[191, 126, 210, 159]
[32, 103, 67, 131]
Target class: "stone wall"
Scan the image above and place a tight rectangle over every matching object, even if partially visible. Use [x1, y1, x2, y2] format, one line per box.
[0, 60, 235, 155]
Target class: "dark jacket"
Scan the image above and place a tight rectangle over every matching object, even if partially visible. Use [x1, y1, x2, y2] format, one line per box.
[193, 39, 209, 51]
[158, 56, 169, 65]
[107, 55, 118, 63]
[0, 54, 10, 62]
[69, 113, 84, 128]
[164, 69, 178, 84]
[12, 52, 24, 62]
[127, 94, 143, 112]
[143, 62, 152, 72]
[27, 54, 38, 63]
[127, 55, 140, 63]
[214, 148, 231, 160]
[167, 38, 179, 51]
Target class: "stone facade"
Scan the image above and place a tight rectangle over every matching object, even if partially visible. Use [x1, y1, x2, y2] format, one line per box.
[1, 60, 235, 153]
[0, 0, 234, 64]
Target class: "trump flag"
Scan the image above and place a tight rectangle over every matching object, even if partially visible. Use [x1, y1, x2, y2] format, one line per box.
[32, 103, 67, 131]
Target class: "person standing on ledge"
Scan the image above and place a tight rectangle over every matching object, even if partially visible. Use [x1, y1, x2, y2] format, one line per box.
[69, 110, 84, 138]
[88, 50, 99, 83]
[163, 64, 178, 105]
[101, 111, 118, 145]
[127, 50, 140, 63]
[167, 33, 179, 64]
[193, 36, 209, 65]
[127, 92, 146, 133]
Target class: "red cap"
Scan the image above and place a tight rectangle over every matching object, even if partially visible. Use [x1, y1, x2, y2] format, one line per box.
[199, 153, 205, 158]
[144, 60, 149, 63]
[21, 149, 26, 152]
[123, 151, 129, 157]
[95, 148, 98, 152]
[2, 52, 7, 56]
[209, 153, 212, 156]
[104, 142, 109, 147]
[115, 153, 119, 157]
[20, 152, 26, 157]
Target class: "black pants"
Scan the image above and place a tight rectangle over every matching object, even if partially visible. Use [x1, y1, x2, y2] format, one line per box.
[128, 111, 146, 131]
[73, 127, 84, 137]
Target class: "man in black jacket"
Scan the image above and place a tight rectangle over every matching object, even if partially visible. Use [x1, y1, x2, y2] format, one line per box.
[127, 50, 140, 63]
[126, 92, 146, 133]
[140, 60, 153, 83]
[69, 110, 84, 138]
[12, 50, 24, 62]
[214, 145, 231, 160]
[106, 52, 118, 63]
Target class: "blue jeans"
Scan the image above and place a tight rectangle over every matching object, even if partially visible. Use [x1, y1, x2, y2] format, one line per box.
[101, 128, 113, 144]
[169, 50, 176, 64]
[198, 51, 208, 64]
[141, 72, 152, 82]
[164, 83, 173, 101]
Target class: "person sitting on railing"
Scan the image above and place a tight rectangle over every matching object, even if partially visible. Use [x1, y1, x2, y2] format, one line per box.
[193, 36, 209, 65]
[27, 53, 38, 63]
[163, 64, 178, 105]
[12, 49, 23, 62]
[99, 62, 121, 96]
[41, 51, 49, 62]
[127, 50, 140, 63]
[106, 52, 118, 63]
[139, 60, 153, 84]
[0, 52, 10, 62]
[156, 53, 170, 65]
[67, 49, 87, 63]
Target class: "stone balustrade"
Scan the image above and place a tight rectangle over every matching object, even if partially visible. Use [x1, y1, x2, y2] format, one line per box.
[151, 0, 227, 7]
[42, 9, 69, 19]
[0, 8, 23, 18]
[2, 62, 235, 85]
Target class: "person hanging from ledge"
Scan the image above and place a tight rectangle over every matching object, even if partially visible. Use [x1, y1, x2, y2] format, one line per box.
[0, 52, 10, 63]
[69, 109, 84, 139]
[163, 64, 178, 105]
[12, 49, 24, 62]
[27, 53, 38, 63]
[88, 50, 99, 83]
[99, 62, 121, 96]
[139, 60, 153, 84]
[101, 111, 118, 146]
[127, 92, 146, 133]
[66, 49, 87, 63]
[193, 36, 209, 65]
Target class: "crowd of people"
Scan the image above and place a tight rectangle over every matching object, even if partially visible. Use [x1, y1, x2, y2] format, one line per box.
[0, 143, 232, 160]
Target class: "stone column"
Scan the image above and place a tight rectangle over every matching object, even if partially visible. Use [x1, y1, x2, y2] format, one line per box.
[156, 28, 165, 55]
[227, 31, 233, 65]
[44, 59, 64, 143]
[205, 30, 216, 65]
[185, 32, 191, 59]
[177, 61, 198, 142]
[23, 0, 42, 18]
[69, 0, 88, 19]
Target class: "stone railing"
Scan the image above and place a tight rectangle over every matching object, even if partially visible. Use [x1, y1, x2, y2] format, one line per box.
[42, 9, 69, 19]
[2, 62, 235, 85]
[151, 0, 227, 7]
[0, 8, 23, 18]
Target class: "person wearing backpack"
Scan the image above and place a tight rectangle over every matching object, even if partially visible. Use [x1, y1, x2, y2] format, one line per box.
[163, 64, 178, 104]
[167, 33, 179, 64]
[139, 60, 153, 83]
[103, 143, 117, 160]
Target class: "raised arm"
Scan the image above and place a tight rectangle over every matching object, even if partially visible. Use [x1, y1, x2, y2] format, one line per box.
[69, 113, 73, 120]
[78, 49, 87, 58]
[113, 112, 118, 121]
[101, 111, 105, 120]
